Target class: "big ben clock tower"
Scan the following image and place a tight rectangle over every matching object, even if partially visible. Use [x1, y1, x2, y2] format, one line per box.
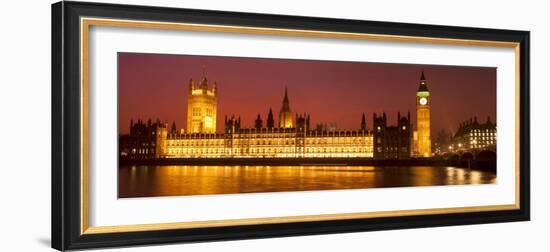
[416, 71, 432, 157]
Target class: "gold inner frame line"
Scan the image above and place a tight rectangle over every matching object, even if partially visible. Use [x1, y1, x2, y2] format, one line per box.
[80, 17, 521, 235]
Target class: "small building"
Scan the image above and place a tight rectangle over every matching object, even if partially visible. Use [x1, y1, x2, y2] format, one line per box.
[452, 116, 496, 152]
[373, 112, 412, 159]
[120, 119, 167, 159]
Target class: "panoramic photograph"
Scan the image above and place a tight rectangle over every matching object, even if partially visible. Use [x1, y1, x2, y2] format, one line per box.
[117, 52, 497, 198]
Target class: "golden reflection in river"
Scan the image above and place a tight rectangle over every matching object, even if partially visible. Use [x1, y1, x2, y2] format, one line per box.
[118, 165, 496, 198]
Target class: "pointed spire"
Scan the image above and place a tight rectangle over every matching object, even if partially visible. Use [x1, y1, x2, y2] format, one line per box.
[267, 108, 274, 129]
[361, 113, 366, 130]
[282, 86, 290, 111]
[255, 114, 263, 129]
[279, 86, 292, 128]
[200, 65, 208, 90]
[188, 78, 194, 92]
[211, 80, 217, 97]
[417, 70, 429, 92]
[170, 121, 177, 134]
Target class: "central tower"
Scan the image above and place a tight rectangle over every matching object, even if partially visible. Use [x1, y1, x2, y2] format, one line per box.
[279, 87, 293, 128]
[187, 75, 217, 133]
[416, 71, 432, 157]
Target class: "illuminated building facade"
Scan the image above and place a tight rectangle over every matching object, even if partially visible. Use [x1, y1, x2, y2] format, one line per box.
[187, 76, 217, 133]
[120, 74, 428, 160]
[416, 71, 432, 157]
[159, 114, 373, 158]
[452, 117, 497, 152]
[156, 87, 374, 158]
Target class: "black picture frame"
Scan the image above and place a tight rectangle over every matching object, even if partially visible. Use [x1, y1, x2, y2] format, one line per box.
[52, 1, 530, 251]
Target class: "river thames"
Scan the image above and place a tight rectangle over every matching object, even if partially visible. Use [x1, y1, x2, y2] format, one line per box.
[118, 165, 496, 198]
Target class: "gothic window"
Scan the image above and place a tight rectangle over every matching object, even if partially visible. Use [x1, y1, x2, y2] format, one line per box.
[193, 108, 201, 116]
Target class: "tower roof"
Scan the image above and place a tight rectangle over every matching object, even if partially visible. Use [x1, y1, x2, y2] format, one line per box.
[417, 70, 429, 92]
[281, 87, 291, 112]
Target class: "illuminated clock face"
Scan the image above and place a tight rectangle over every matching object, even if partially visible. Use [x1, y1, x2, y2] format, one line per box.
[419, 97, 428, 105]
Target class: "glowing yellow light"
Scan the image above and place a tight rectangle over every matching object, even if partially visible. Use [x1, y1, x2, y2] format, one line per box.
[204, 116, 213, 129]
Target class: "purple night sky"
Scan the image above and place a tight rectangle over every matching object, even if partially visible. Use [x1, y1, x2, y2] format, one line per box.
[118, 53, 496, 135]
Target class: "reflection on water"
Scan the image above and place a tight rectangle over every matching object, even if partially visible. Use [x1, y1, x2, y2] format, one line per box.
[118, 165, 496, 198]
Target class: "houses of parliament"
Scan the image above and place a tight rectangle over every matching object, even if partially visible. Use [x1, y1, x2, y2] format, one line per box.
[120, 72, 434, 159]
